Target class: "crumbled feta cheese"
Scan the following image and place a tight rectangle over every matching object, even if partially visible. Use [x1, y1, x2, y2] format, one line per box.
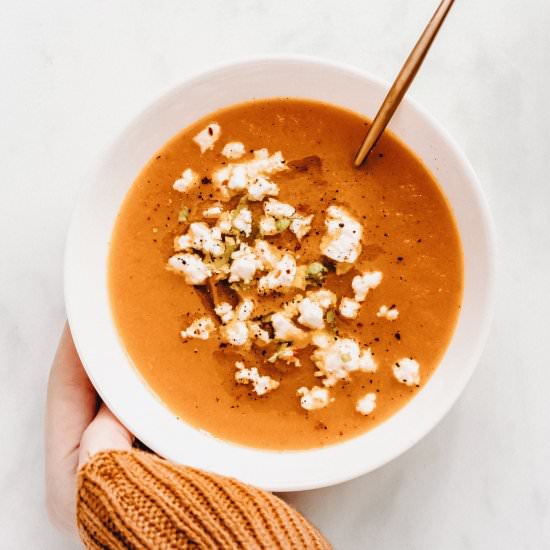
[173, 168, 199, 193]
[320, 205, 363, 264]
[202, 205, 223, 218]
[167, 253, 211, 285]
[312, 337, 361, 386]
[220, 319, 249, 347]
[232, 207, 252, 236]
[174, 222, 225, 257]
[212, 149, 287, 200]
[281, 294, 304, 318]
[352, 271, 383, 302]
[271, 312, 307, 342]
[248, 321, 271, 344]
[311, 335, 376, 386]
[227, 165, 248, 192]
[229, 244, 261, 283]
[258, 254, 297, 293]
[253, 240, 280, 270]
[296, 289, 336, 329]
[193, 122, 221, 153]
[222, 141, 246, 159]
[358, 348, 377, 373]
[297, 297, 325, 329]
[356, 393, 377, 416]
[216, 212, 233, 234]
[247, 176, 279, 201]
[213, 166, 231, 188]
[277, 346, 301, 367]
[247, 149, 287, 178]
[264, 198, 296, 219]
[235, 362, 279, 396]
[339, 297, 361, 319]
[297, 386, 332, 410]
[236, 298, 254, 321]
[311, 330, 332, 349]
[393, 358, 420, 386]
[307, 289, 337, 310]
[214, 302, 234, 324]
[259, 215, 279, 236]
[290, 214, 314, 240]
[377, 304, 399, 320]
[180, 317, 215, 340]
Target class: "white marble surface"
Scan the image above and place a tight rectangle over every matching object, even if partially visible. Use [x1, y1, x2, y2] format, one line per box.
[1, 1, 549, 548]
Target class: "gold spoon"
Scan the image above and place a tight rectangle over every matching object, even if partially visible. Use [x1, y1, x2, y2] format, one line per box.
[354, 0, 455, 167]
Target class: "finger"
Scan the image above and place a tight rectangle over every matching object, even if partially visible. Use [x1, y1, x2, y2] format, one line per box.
[45, 323, 98, 534]
[78, 402, 133, 469]
[45, 323, 97, 469]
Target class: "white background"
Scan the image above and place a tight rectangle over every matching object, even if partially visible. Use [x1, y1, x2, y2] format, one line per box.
[1, 1, 549, 548]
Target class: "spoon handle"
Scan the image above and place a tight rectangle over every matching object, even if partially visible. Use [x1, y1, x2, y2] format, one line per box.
[354, 0, 455, 167]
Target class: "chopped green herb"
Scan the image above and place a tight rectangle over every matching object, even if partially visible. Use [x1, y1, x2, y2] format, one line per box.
[306, 261, 328, 284]
[268, 343, 290, 363]
[275, 218, 291, 232]
[178, 206, 190, 222]
[213, 239, 238, 269]
[233, 195, 249, 215]
[326, 309, 336, 328]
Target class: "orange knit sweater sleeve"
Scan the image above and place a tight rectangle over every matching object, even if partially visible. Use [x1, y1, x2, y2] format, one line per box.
[76, 449, 332, 549]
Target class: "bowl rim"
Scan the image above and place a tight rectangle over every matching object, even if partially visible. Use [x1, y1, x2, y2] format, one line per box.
[65, 54, 496, 491]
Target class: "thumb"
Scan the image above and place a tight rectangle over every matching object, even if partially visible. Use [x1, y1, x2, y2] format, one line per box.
[78, 403, 133, 469]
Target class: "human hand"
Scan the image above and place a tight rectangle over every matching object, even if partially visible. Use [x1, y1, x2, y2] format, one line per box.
[45, 324, 133, 535]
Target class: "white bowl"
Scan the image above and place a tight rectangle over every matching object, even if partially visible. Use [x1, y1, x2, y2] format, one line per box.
[65, 55, 495, 492]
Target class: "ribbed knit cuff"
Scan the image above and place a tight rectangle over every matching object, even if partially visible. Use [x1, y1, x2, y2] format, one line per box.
[76, 449, 332, 549]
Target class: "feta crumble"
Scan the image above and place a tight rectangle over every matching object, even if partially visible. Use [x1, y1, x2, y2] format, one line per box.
[393, 358, 420, 386]
[356, 393, 377, 416]
[320, 205, 363, 265]
[229, 244, 261, 283]
[221, 141, 245, 159]
[377, 304, 399, 320]
[352, 271, 383, 302]
[311, 335, 377, 387]
[227, 165, 248, 192]
[213, 148, 286, 200]
[289, 214, 313, 240]
[193, 122, 221, 153]
[202, 205, 223, 218]
[271, 312, 307, 342]
[358, 348, 377, 373]
[235, 362, 279, 396]
[297, 297, 325, 329]
[214, 302, 234, 324]
[247, 176, 280, 202]
[297, 386, 332, 411]
[220, 319, 249, 347]
[232, 207, 252, 236]
[248, 321, 271, 344]
[236, 298, 254, 321]
[277, 346, 301, 367]
[259, 215, 279, 236]
[297, 289, 336, 330]
[258, 253, 297, 293]
[339, 297, 361, 319]
[264, 198, 295, 219]
[173, 168, 199, 193]
[253, 240, 280, 270]
[174, 222, 225, 257]
[180, 317, 215, 340]
[167, 253, 211, 285]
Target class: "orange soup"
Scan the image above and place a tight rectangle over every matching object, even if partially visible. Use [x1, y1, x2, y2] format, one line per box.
[109, 98, 463, 450]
